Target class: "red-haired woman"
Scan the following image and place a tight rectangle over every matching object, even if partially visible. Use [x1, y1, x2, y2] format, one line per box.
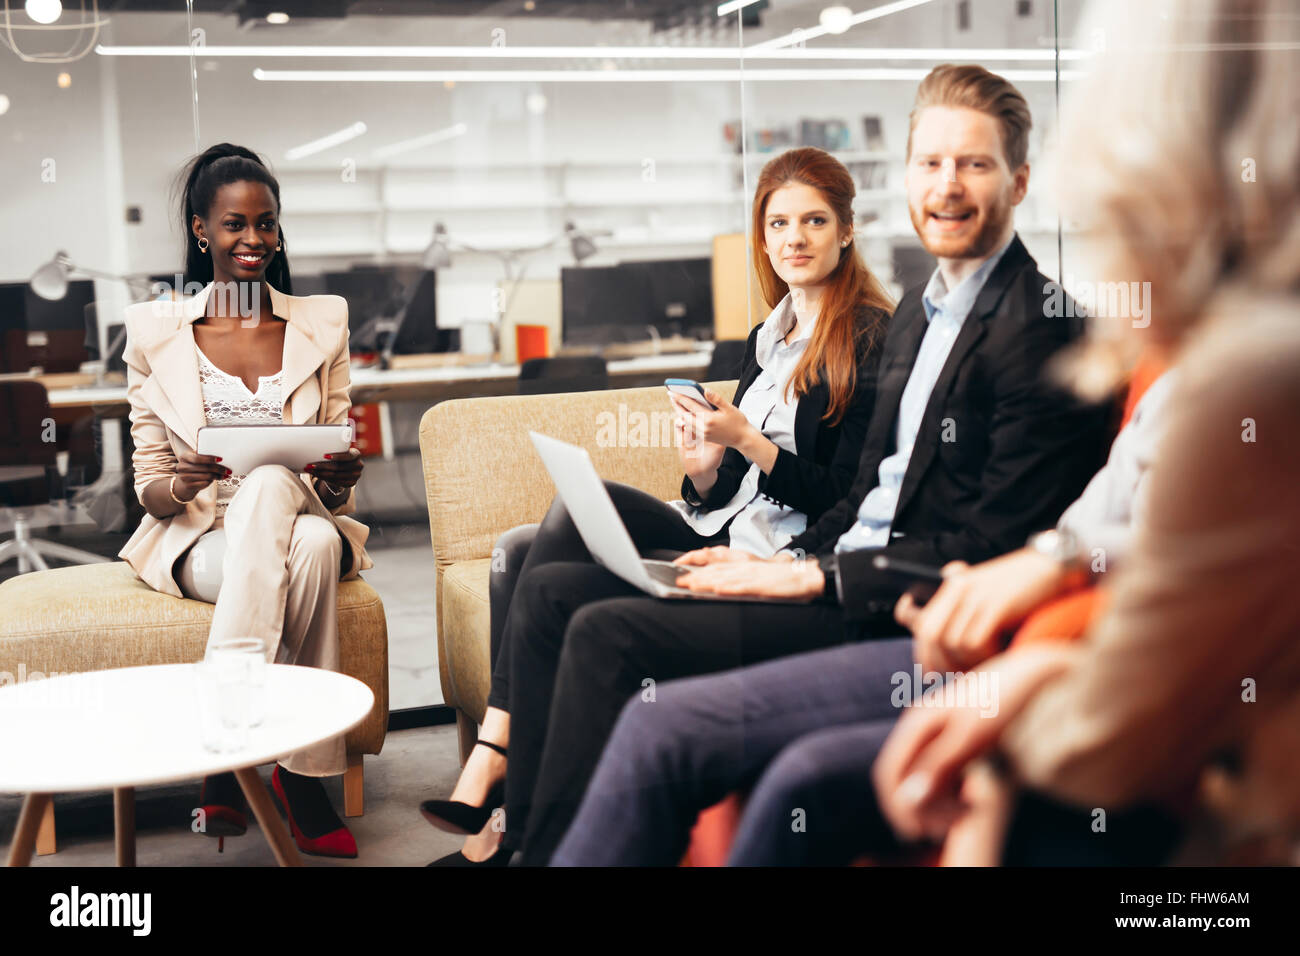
[423, 147, 893, 865]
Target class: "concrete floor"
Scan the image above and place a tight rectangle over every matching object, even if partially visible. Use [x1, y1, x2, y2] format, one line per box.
[357, 530, 444, 710]
[0, 725, 473, 867]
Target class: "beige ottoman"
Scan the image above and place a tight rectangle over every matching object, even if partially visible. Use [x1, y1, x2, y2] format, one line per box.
[0, 561, 388, 855]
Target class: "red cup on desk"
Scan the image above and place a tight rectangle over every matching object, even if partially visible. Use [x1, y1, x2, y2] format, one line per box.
[515, 324, 550, 364]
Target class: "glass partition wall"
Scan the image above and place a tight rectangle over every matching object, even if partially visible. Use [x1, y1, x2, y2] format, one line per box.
[731, 0, 1073, 306]
[0, 9, 199, 562]
[0, 1, 1086, 711]
[1, 3, 749, 710]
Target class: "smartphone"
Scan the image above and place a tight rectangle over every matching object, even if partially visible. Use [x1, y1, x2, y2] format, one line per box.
[664, 378, 717, 410]
[870, 554, 947, 607]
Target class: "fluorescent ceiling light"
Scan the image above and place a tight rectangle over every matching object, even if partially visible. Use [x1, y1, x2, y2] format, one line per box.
[761, 47, 1088, 60]
[748, 0, 939, 53]
[716, 0, 762, 14]
[98, 44, 747, 59]
[371, 122, 468, 159]
[254, 67, 1073, 84]
[266, 12, 290, 25]
[94, 43, 1088, 62]
[285, 121, 367, 160]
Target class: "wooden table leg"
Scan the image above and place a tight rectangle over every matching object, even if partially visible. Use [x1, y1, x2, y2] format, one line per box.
[343, 753, 364, 818]
[233, 767, 302, 867]
[35, 798, 56, 856]
[114, 788, 136, 867]
[6, 793, 53, 867]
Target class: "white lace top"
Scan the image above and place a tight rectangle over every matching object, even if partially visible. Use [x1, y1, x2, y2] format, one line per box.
[196, 347, 284, 517]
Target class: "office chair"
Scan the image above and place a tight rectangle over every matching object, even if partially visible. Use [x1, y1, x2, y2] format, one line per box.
[0, 381, 110, 573]
[517, 356, 609, 396]
[705, 339, 749, 381]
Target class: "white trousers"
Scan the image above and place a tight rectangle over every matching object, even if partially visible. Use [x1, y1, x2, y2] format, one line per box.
[177, 465, 348, 777]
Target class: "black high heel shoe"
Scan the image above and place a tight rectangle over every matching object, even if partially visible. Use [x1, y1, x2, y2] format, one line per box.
[420, 739, 507, 835]
[426, 846, 511, 867]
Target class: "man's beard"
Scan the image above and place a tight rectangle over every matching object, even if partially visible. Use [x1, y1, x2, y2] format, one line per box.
[910, 190, 1014, 261]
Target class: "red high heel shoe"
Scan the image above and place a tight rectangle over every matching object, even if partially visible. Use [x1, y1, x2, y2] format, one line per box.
[271, 765, 358, 859]
[199, 773, 248, 854]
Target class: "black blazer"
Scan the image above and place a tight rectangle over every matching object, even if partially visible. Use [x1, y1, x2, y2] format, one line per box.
[788, 235, 1114, 622]
[681, 303, 890, 527]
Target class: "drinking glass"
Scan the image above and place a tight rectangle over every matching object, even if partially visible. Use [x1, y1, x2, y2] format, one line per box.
[207, 638, 267, 728]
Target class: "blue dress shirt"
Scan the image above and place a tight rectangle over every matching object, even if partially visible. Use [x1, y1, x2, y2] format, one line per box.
[835, 237, 1014, 553]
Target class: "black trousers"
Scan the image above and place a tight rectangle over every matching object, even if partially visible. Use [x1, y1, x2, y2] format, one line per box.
[503, 559, 894, 863]
[1002, 793, 1184, 866]
[485, 480, 726, 712]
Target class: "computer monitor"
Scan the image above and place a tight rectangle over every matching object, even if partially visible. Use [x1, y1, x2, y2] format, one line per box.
[638, 258, 713, 340]
[381, 265, 426, 303]
[561, 264, 637, 348]
[288, 273, 330, 297]
[0, 280, 92, 373]
[347, 264, 418, 315]
[0, 283, 27, 373]
[25, 279, 94, 331]
[82, 302, 127, 374]
[562, 258, 713, 348]
[387, 269, 442, 355]
[324, 270, 399, 333]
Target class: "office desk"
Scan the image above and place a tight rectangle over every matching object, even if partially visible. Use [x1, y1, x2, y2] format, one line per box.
[44, 348, 713, 417]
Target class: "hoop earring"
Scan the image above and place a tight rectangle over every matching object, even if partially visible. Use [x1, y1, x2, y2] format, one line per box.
[197, 237, 209, 252]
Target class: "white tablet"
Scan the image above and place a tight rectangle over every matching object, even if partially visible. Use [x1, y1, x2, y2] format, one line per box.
[195, 423, 355, 476]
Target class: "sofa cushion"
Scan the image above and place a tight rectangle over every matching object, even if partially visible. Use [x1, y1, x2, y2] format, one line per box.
[419, 381, 737, 715]
[440, 558, 492, 725]
[420, 382, 739, 578]
[0, 561, 389, 755]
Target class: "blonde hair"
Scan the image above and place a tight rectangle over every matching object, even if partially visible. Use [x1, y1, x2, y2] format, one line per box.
[1048, 0, 1300, 395]
[906, 64, 1032, 170]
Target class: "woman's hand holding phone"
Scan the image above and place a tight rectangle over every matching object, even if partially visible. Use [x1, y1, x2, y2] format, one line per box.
[675, 388, 754, 449]
[669, 391, 726, 488]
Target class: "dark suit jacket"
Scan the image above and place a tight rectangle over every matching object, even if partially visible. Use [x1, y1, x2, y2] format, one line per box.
[786, 235, 1113, 622]
[681, 304, 890, 527]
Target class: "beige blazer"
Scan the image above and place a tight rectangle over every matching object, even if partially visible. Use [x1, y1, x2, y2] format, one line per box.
[1000, 296, 1300, 823]
[117, 281, 373, 598]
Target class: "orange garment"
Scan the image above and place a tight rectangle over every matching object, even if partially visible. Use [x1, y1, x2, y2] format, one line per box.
[1121, 355, 1166, 426]
[682, 794, 745, 867]
[1008, 587, 1109, 649]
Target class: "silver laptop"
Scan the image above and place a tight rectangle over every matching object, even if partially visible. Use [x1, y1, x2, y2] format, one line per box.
[528, 431, 804, 603]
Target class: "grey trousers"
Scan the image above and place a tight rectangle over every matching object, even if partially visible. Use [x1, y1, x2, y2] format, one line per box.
[176, 464, 348, 777]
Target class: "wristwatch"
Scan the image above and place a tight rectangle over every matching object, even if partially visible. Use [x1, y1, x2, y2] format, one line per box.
[1027, 528, 1090, 584]
[817, 552, 841, 605]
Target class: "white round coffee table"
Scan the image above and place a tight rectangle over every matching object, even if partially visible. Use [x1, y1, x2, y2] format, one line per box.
[0, 663, 374, 867]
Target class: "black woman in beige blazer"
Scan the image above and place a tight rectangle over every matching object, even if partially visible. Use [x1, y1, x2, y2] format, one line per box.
[120, 143, 372, 857]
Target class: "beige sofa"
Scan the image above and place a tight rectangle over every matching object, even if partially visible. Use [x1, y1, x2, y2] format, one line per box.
[419, 381, 736, 763]
[0, 561, 389, 854]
